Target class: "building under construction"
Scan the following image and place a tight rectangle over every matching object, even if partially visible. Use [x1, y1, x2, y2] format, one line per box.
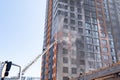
[41, 0, 120, 80]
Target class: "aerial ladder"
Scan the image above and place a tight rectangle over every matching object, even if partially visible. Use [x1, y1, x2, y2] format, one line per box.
[21, 40, 57, 76]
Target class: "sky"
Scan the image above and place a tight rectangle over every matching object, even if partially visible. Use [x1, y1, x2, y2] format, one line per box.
[0, 0, 46, 77]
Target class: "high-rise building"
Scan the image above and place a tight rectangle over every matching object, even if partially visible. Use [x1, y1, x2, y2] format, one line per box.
[103, 0, 120, 62]
[41, 0, 120, 80]
[105, 0, 120, 61]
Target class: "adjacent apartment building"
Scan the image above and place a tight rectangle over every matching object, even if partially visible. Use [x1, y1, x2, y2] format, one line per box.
[41, 0, 120, 80]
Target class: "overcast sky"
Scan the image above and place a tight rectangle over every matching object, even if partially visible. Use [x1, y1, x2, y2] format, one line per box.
[0, 0, 46, 77]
